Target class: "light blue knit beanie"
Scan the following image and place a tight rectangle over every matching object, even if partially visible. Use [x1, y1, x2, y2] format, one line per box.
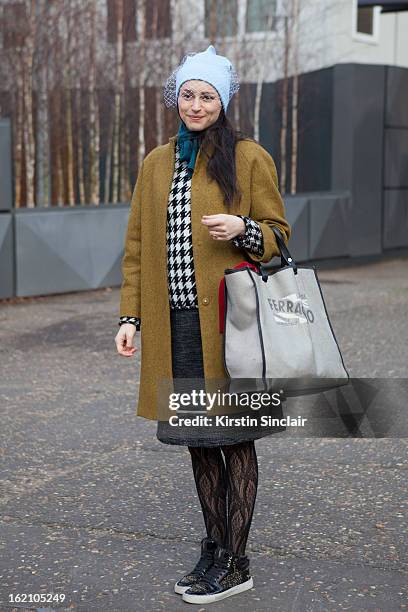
[163, 45, 240, 113]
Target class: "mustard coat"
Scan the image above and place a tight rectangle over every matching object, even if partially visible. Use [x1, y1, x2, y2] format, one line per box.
[119, 135, 291, 420]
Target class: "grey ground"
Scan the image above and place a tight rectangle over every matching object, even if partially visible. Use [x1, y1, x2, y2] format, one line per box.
[0, 256, 407, 612]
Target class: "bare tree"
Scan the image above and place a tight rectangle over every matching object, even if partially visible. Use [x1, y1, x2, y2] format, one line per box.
[75, 81, 86, 205]
[253, 8, 276, 143]
[88, 0, 101, 205]
[290, 0, 300, 194]
[35, 0, 51, 207]
[63, 1, 76, 206]
[280, 12, 290, 195]
[11, 40, 25, 208]
[137, 0, 146, 167]
[1, 0, 332, 209]
[111, 0, 124, 201]
[22, 0, 37, 207]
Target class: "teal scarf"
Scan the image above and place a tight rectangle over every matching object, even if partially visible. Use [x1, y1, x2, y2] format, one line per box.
[176, 121, 205, 177]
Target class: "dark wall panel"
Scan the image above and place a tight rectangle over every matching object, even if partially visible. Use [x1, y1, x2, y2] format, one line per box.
[0, 118, 13, 210]
[384, 129, 408, 188]
[332, 64, 385, 256]
[383, 190, 408, 248]
[259, 69, 333, 193]
[296, 68, 333, 193]
[259, 81, 281, 170]
[0, 213, 14, 298]
[331, 65, 354, 193]
[386, 66, 408, 127]
[283, 195, 309, 262]
[14, 207, 128, 297]
[309, 192, 352, 259]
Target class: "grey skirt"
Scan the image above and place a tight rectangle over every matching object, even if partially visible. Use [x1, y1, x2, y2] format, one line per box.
[156, 308, 285, 447]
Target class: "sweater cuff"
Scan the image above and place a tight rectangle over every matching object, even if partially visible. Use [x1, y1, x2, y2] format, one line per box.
[231, 215, 264, 257]
[119, 316, 141, 331]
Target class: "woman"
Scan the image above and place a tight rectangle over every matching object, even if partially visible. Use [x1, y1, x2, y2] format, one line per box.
[115, 45, 291, 604]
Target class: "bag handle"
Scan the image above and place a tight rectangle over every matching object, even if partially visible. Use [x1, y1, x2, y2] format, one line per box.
[259, 226, 297, 280]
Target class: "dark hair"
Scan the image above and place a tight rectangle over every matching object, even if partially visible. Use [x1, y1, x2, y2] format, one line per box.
[194, 108, 255, 212]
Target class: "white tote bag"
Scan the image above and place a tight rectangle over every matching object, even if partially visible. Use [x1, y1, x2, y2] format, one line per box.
[221, 227, 349, 395]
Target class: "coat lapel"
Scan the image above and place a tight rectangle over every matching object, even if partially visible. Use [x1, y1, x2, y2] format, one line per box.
[151, 137, 177, 289]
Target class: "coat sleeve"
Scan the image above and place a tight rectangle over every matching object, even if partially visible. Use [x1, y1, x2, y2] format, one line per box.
[243, 147, 291, 264]
[231, 215, 264, 256]
[119, 161, 144, 318]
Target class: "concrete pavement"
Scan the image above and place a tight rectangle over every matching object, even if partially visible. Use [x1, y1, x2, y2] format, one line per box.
[0, 256, 407, 611]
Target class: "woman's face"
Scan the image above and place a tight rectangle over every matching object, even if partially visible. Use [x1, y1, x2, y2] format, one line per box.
[177, 80, 222, 131]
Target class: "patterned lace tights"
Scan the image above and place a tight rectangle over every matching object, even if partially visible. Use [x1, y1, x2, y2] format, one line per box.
[188, 441, 258, 556]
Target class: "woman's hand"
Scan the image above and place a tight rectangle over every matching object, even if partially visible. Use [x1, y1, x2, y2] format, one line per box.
[201, 214, 245, 241]
[115, 324, 138, 357]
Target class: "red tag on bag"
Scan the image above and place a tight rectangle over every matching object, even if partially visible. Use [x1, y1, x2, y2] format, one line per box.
[218, 262, 260, 334]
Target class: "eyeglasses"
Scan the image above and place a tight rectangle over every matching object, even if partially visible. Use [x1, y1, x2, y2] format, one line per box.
[179, 91, 219, 104]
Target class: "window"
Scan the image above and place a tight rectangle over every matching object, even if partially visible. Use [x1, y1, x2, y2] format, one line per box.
[357, 6, 374, 34]
[1, 3, 28, 49]
[204, 0, 238, 38]
[107, 0, 136, 44]
[246, 0, 277, 33]
[352, 0, 380, 41]
[145, 0, 171, 39]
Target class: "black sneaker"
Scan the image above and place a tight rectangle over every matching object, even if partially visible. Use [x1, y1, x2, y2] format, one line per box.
[174, 537, 218, 594]
[182, 545, 254, 604]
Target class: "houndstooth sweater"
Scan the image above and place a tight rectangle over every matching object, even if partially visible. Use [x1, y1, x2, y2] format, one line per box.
[119, 143, 263, 331]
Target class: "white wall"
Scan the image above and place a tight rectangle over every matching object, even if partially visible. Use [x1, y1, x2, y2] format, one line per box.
[172, 0, 408, 83]
[330, 0, 408, 69]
